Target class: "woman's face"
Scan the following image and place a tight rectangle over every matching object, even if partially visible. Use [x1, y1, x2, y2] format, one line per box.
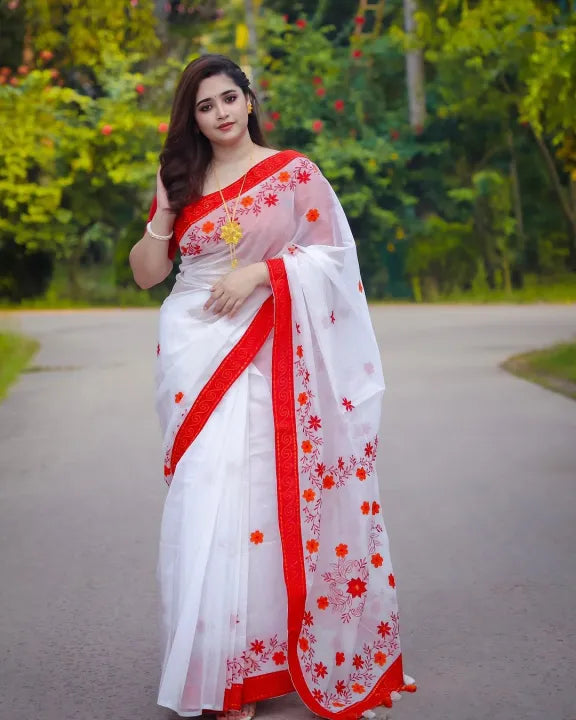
[194, 73, 250, 146]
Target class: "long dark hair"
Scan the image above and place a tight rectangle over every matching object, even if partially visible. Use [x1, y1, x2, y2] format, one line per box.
[159, 55, 268, 214]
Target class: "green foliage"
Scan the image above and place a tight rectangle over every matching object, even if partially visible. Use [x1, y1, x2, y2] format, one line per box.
[0, 331, 39, 402]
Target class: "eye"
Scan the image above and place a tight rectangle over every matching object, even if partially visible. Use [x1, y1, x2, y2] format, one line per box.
[198, 104, 212, 112]
[225, 94, 237, 103]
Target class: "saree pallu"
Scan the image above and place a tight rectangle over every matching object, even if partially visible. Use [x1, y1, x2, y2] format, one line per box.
[153, 150, 412, 718]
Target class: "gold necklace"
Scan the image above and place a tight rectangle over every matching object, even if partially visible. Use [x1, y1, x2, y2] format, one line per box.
[214, 154, 252, 268]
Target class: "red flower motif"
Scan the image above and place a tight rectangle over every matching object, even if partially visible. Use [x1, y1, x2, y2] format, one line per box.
[273, 651, 286, 665]
[323, 475, 335, 489]
[299, 637, 309, 651]
[388, 573, 396, 588]
[317, 596, 329, 610]
[365, 442, 374, 457]
[371, 553, 384, 568]
[312, 689, 323, 702]
[303, 488, 316, 502]
[306, 208, 320, 222]
[250, 530, 264, 544]
[156, 343, 160, 356]
[298, 392, 308, 406]
[312, 120, 324, 133]
[330, 311, 335, 324]
[264, 193, 279, 207]
[378, 621, 391, 637]
[342, 397, 355, 412]
[352, 654, 364, 669]
[174, 392, 184, 403]
[314, 662, 328, 679]
[338, 457, 345, 470]
[352, 49, 363, 59]
[347, 577, 367, 598]
[374, 651, 387, 666]
[356, 467, 367, 481]
[335, 651, 345, 666]
[296, 345, 303, 357]
[335, 680, 346, 694]
[296, 18, 307, 28]
[361, 501, 370, 515]
[335, 543, 348, 558]
[297, 171, 311, 184]
[352, 683, 365, 694]
[189, 244, 202, 256]
[316, 462, 326, 476]
[302, 440, 313, 453]
[334, 99, 345, 112]
[303, 611, 314, 626]
[372, 501, 380, 515]
[250, 639, 265, 654]
[315, 87, 326, 97]
[308, 415, 322, 430]
[306, 539, 319, 553]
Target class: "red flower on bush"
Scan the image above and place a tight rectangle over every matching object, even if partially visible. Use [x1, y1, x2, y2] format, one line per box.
[312, 76, 323, 85]
[315, 87, 326, 98]
[355, 16, 365, 25]
[352, 49, 363, 58]
[390, 128, 400, 141]
[334, 99, 345, 112]
[296, 18, 307, 28]
[158, 122, 169, 133]
[135, 83, 145, 94]
[264, 120, 275, 132]
[312, 120, 324, 133]
[101, 125, 113, 136]
[271, 111, 281, 121]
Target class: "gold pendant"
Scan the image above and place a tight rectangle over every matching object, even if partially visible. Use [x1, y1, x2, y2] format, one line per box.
[220, 220, 243, 246]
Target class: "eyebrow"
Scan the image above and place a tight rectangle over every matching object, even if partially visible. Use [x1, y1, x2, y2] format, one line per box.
[196, 89, 237, 107]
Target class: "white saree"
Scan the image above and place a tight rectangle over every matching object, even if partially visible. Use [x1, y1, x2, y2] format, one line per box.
[151, 150, 414, 718]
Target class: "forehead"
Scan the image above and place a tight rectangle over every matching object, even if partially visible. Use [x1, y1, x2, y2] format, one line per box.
[196, 73, 239, 101]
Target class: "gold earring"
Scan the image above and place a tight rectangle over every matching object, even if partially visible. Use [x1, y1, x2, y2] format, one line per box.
[247, 100, 253, 114]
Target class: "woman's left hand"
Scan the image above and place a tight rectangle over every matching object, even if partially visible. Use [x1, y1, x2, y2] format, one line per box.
[204, 263, 269, 318]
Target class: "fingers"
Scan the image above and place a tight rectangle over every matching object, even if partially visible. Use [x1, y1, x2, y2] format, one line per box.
[228, 298, 244, 318]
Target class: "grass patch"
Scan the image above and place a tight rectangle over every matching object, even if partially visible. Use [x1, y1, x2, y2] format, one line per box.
[502, 340, 576, 401]
[0, 332, 40, 402]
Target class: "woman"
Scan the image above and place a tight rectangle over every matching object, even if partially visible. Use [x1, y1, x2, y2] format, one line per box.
[130, 54, 415, 720]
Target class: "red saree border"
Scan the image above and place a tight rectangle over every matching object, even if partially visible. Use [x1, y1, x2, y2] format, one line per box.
[169, 295, 274, 473]
[221, 669, 294, 711]
[266, 257, 408, 719]
[174, 149, 304, 242]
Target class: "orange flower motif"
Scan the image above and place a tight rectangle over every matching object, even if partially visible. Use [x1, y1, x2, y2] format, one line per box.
[317, 596, 329, 610]
[298, 637, 309, 651]
[361, 501, 370, 515]
[296, 345, 303, 358]
[174, 392, 184, 403]
[335, 543, 348, 558]
[356, 467, 367, 481]
[306, 208, 320, 222]
[372, 501, 380, 515]
[241, 195, 254, 207]
[371, 553, 384, 568]
[302, 440, 313, 453]
[201, 221, 215, 234]
[298, 392, 308, 406]
[374, 651, 387, 666]
[352, 683, 365, 694]
[323, 475, 335, 489]
[250, 530, 264, 544]
[278, 171, 291, 183]
[306, 539, 319, 553]
[303, 488, 316, 502]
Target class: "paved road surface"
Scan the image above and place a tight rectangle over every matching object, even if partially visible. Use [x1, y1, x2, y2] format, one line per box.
[1, 305, 575, 720]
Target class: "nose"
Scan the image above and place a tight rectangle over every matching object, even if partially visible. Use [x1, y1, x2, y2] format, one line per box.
[215, 102, 229, 120]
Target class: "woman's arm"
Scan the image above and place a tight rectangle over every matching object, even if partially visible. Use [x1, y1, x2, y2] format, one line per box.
[129, 169, 175, 289]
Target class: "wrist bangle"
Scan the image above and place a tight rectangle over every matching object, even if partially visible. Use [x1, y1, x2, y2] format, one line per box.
[147, 221, 173, 241]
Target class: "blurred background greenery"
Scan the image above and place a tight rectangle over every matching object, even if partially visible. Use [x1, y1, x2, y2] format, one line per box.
[1, 0, 575, 306]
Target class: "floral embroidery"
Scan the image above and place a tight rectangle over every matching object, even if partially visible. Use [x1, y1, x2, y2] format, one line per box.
[309, 415, 322, 430]
[347, 577, 367, 598]
[174, 392, 184, 404]
[342, 397, 355, 412]
[371, 553, 384, 568]
[374, 651, 387, 666]
[330, 310, 336, 324]
[226, 634, 288, 686]
[322, 475, 335, 489]
[296, 345, 303, 358]
[303, 488, 316, 502]
[250, 530, 264, 544]
[201, 221, 215, 233]
[264, 193, 279, 207]
[298, 392, 308, 405]
[352, 654, 364, 669]
[356, 467, 367, 480]
[317, 596, 329, 610]
[365, 442, 374, 457]
[314, 662, 328, 679]
[335, 543, 349, 558]
[302, 440, 313, 453]
[303, 611, 314, 626]
[241, 195, 254, 207]
[352, 683, 365, 694]
[297, 170, 311, 184]
[372, 501, 380, 514]
[361, 501, 370, 515]
[156, 343, 160, 356]
[278, 171, 291, 182]
[307, 539, 319, 553]
[306, 208, 320, 222]
[388, 573, 396, 588]
[335, 652, 345, 666]
[299, 637, 309, 651]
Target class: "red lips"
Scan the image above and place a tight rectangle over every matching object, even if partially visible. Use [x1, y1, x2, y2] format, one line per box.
[217, 122, 234, 130]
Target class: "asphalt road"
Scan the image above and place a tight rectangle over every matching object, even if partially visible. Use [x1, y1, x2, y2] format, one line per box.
[1, 304, 575, 720]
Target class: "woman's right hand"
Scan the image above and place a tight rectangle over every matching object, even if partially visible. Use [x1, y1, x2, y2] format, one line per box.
[156, 167, 173, 213]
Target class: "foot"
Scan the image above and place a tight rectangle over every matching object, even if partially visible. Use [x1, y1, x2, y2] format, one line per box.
[217, 703, 256, 720]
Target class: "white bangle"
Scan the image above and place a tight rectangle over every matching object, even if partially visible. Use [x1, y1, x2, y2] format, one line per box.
[147, 221, 173, 241]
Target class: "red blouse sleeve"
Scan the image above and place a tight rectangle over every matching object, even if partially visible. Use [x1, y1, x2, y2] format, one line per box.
[147, 196, 178, 261]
